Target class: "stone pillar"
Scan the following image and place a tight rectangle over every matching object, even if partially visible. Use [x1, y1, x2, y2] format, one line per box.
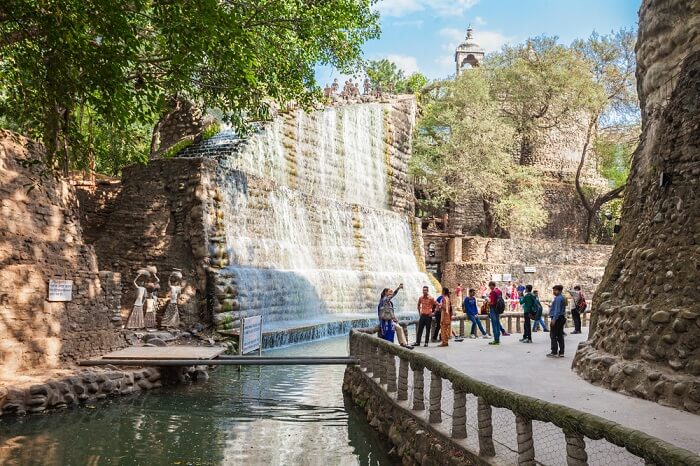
[378, 347, 387, 386]
[446, 237, 462, 263]
[429, 373, 442, 423]
[451, 387, 467, 439]
[477, 397, 496, 456]
[459, 319, 465, 337]
[386, 352, 397, 393]
[411, 363, 425, 410]
[565, 432, 588, 466]
[516, 414, 535, 465]
[398, 358, 409, 401]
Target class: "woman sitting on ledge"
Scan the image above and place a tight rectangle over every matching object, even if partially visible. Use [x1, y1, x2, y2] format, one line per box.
[378, 284, 414, 349]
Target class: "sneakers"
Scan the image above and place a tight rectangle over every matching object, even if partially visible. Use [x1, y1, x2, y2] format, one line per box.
[401, 344, 415, 350]
[469, 334, 477, 339]
[546, 353, 558, 358]
[502, 332, 511, 336]
[488, 341, 500, 345]
[571, 331, 582, 334]
[558, 354, 565, 358]
[437, 343, 448, 347]
[424, 343, 428, 347]
[481, 335, 490, 339]
[522, 338, 532, 343]
[543, 329, 550, 332]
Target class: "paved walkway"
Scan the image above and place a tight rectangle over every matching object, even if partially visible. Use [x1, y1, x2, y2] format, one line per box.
[411, 327, 700, 455]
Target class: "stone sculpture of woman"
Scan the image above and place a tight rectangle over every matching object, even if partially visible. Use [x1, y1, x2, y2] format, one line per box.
[125, 269, 149, 329]
[143, 266, 159, 329]
[161, 269, 183, 328]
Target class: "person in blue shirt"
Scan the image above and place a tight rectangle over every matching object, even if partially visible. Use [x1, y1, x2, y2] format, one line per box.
[463, 289, 490, 339]
[531, 290, 549, 332]
[547, 285, 567, 358]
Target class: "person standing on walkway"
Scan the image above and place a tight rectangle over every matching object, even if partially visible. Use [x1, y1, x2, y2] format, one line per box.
[378, 284, 413, 349]
[455, 283, 463, 309]
[431, 295, 442, 343]
[488, 281, 505, 346]
[519, 285, 536, 343]
[415, 286, 437, 347]
[437, 288, 452, 347]
[531, 290, 549, 332]
[464, 289, 489, 338]
[567, 285, 586, 334]
[547, 285, 567, 358]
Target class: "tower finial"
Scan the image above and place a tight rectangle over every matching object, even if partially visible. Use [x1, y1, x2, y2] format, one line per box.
[466, 24, 473, 40]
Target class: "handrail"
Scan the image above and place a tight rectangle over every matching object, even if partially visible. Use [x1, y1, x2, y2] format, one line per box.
[349, 329, 700, 466]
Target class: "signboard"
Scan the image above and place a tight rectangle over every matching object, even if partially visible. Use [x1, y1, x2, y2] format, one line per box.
[502, 273, 513, 282]
[48, 280, 73, 302]
[524, 266, 537, 273]
[491, 273, 502, 282]
[240, 315, 262, 355]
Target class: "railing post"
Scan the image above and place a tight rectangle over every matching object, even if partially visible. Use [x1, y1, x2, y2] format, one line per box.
[516, 414, 535, 465]
[451, 386, 467, 439]
[516, 315, 522, 334]
[386, 350, 397, 393]
[485, 316, 491, 335]
[429, 372, 442, 423]
[411, 362, 425, 410]
[370, 344, 378, 378]
[397, 357, 409, 400]
[507, 316, 513, 333]
[565, 431, 588, 466]
[359, 337, 368, 371]
[477, 397, 496, 457]
[459, 318, 465, 337]
[378, 347, 387, 386]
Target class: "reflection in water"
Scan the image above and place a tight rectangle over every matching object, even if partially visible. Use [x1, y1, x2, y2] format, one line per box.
[0, 338, 398, 466]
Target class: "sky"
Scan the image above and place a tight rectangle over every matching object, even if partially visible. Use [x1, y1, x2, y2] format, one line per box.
[316, 0, 640, 84]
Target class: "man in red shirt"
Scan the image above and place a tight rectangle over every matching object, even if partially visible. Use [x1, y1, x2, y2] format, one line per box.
[488, 281, 505, 345]
[415, 286, 437, 347]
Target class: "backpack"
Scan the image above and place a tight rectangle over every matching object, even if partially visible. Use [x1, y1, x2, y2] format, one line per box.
[577, 293, 588, 313]
[495, 295, 506, 314]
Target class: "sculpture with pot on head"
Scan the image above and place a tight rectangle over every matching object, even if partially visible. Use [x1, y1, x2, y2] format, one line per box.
[161, 269, 183, 328]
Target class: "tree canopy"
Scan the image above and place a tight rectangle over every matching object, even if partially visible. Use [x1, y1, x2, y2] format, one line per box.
[0, 0, 379, 174]
[364, 59, 428, 94]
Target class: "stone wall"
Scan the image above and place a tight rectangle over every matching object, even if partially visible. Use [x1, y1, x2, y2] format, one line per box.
[79, 158, 217, 327]
[573, 0, 700, 414]
[439, 236, 612, 297]
[0, 131, 126, 378]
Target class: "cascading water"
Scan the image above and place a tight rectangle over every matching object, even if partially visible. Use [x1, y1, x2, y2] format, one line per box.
[189, 99, 435, 338]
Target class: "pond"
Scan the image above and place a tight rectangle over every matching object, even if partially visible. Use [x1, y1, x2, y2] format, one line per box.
[0, 337, 399, 466]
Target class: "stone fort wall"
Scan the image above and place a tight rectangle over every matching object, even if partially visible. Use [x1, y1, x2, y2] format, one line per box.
[0, 131, 126, 378]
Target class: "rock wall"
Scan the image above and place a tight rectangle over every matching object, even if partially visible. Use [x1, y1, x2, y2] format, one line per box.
[439, 236, 611, 297]
[573, 0, 700, 414]
[0, 131, 126, 378]
[79, 158, 218, 327]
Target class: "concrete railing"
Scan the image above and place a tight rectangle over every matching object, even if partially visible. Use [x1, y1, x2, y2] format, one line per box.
[349, 330, 700, 466]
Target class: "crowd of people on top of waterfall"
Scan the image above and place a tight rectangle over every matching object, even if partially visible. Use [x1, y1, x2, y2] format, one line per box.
[376, 280, 587, 358]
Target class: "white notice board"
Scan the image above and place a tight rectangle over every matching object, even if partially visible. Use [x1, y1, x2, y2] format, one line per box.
[240, 315, 262, 355]
[48, 280, 73, 302]
[524, 266, 537, 273]
[491, 273, 502, 282]
[502, 273, 513, 282]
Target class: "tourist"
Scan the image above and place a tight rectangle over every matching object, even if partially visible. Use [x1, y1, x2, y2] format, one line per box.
[478, 283, 488, 299]
[517, 282, 526, 298]
[547, 285, 567, 358]
[464, 289, 489, 338]
[415, 286, 437, 347]
[431, 295, 442, 342]
[455, 283, 463, 308]
[488, 281, 505, 346]
[567, 285, 586, 334]
[519, 285, 536, 343]
[509, 282, 519, 311]
[378, 284, 413, 349]
[437, 288, 452, 347]
[531, 290, 549, 332]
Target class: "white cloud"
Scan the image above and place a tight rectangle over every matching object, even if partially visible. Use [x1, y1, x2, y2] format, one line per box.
[474, 16, 486, 26]
[386, 54, 420, 74]
[391, 19, 425, 28]
[376, 0, 478, 17]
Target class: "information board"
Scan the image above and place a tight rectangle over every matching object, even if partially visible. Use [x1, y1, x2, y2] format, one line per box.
[48, 280, 73, 302]
[502, 273, 513, 282]
[491, 273, 502, 282]
[523, 266, 537, 273]
[240, 315, 262, 355]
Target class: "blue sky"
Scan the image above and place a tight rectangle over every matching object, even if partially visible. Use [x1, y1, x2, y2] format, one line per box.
[316, 0, 640, 84]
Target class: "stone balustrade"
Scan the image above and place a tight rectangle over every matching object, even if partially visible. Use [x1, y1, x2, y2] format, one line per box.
[346, 329, 700, 465]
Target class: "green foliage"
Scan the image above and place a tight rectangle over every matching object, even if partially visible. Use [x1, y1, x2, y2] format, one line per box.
[202, 121, 221, 141]
[364, 59, 428, 94]
[594, 127, 637, 188]
[412, 70, 548, 237]
[0, 0, 379, 173]
[162, 139, 194, 159]
[400, 72, 429, 94]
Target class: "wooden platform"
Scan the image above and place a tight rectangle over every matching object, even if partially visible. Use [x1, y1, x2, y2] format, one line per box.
[100, 346, 226, 361]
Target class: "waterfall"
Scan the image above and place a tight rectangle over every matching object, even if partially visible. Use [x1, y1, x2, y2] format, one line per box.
[196, 100, 434, 335]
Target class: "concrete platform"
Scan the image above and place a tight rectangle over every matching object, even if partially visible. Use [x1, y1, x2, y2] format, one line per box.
[412, 327, 700, 455]
[101, 346, 226, 360]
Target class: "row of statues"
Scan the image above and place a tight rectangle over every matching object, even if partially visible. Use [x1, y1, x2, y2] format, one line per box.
[323, 78, 393, 100]
[124, 266, 183, 330]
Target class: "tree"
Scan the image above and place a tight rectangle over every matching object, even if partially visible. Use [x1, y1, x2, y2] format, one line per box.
[487, 36, 606, 166]
[411, 71, 548, 237]
[399, 72, 428, 94]
[364, 59, 405, 92]
[0, 0, 379, 174]
[572, 29, 639, 243]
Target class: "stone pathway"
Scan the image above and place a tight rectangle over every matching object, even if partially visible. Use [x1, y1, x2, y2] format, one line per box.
[408, 327, 700, 455]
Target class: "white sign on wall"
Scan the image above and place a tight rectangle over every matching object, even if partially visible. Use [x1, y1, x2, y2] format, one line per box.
[502, 273, 513, 282]
[240, 315, 262, 355]
[524, 266, 537, 273]
[491, 273, 502, 282]
[48, 280, 73, 302]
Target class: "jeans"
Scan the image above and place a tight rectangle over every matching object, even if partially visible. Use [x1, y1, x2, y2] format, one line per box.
[532, 317, 549, 331]
[468, 314, 487, 336]
[415, 314, 432, 345]
[571, 309, 582, 332]
[550, 316, 566, 355]
[489, 309, 502, 342]
[431, 311, 441, 341]
[523, 313, 532, 340]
